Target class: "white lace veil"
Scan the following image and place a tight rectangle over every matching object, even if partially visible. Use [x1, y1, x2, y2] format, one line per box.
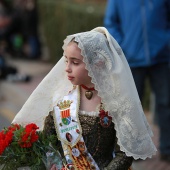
[12, 27, 156, 160]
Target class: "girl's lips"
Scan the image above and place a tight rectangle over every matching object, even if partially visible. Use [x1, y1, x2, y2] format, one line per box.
[68, 76, 74, 80]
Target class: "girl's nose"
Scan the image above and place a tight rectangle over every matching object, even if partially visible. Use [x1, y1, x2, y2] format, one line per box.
[65, 63, 71, 73]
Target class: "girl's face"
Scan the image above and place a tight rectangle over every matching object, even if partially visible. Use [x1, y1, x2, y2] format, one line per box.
[64, 42, 92, 86]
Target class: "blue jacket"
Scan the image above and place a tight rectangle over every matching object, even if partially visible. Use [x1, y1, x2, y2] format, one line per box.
[104, 0, 170, 67]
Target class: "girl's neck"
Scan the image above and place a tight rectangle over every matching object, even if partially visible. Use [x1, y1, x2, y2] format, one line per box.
[80, 85, 101, 112]
[80, 84, 96, 94]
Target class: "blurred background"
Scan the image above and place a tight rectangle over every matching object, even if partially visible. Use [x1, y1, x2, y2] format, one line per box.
[0, 0, 169, 169]
[0, 0, 151, 127]
[0, 0, 109, 126]
[0, 0, 106, 122]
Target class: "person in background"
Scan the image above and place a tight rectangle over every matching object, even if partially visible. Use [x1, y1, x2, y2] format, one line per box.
[104, 0, 170, 162]
[13, 0, 41, 59]
[0, 0, 31, 82]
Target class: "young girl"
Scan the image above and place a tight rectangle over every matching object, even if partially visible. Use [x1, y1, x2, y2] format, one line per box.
[12, 27, 156, 170]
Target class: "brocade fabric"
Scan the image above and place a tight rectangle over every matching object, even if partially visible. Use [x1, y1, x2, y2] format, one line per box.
[43, 112, 133, 170]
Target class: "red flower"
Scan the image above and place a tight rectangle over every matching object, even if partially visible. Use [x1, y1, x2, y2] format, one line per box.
[30, 131, 39, 143]
[8, 124, 20, 132]
[19, 131, 39, 148]
[0, 141, 6, 155]
[21, 132, 30, 142]
[0, 130, 13, 155]
[5, 130, 13, 144]
[0, 123, 40, 153]
[0, 131, 5, 140]
[25, 123, 39, 132]
[18, 123, 39, 148]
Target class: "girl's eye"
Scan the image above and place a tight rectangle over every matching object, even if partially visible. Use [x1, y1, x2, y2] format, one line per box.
[64, 59, 79, 65]
[73, 61, 79, 65]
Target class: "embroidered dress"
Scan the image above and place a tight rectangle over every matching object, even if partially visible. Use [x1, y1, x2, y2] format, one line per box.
[43, 110, 133, 170]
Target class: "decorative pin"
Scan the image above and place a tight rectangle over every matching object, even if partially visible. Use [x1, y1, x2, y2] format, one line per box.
[78, 142, 85, 152]
[72, 148, 80, 157]
[99, 109, 112, 128]
[76, 129, 80, 134]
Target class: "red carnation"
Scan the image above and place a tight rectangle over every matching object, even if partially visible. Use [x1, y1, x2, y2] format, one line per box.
[25, 123, 39, 131]
[8, 124, 20, 132]
[30, 131, 39, 143]
[0, 131, 5, 140]
[0, 141, 6, 155]
[5, 130, 13, 145]
[0, 130, 13, 155]
[18, 123, 39, 148]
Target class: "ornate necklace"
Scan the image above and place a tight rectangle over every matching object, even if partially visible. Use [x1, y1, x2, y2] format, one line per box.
[80, 84, 95, 100]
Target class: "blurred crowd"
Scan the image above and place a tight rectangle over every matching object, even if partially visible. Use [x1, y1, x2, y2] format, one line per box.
[0, 0, 41, 82]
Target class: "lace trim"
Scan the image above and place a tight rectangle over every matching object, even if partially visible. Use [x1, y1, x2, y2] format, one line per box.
[79, 110, 99, 117]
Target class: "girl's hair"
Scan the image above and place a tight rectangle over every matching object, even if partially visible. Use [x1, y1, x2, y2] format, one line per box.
[71, 38, 78, 44]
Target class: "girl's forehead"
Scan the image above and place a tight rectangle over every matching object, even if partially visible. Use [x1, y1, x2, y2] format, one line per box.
[66, 41, 78, 49]
[64, 42, 83, 60]
[67, 41, 79, 47]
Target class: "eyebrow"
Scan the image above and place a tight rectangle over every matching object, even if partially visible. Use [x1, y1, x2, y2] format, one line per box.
[64, 56, 81, 61]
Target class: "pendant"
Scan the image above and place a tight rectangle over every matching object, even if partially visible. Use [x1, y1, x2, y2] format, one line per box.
[85, 91, 93, 100]
[99, 109, 112, 128]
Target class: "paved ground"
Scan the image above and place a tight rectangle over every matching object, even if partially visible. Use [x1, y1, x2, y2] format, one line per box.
[1, 58, 170, 170]
[0, 58, 53, 129]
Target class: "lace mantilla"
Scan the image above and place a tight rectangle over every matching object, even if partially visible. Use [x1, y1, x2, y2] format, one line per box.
[63, 28, 156, 159]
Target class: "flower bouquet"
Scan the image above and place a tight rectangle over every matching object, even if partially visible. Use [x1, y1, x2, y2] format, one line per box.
[0, 123, 64, 170]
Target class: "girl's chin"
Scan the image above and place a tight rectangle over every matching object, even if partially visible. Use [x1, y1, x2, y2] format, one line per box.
[69, 81, 78, 85]
[70, 82, 81, 86]
[69, 80, 93, 86]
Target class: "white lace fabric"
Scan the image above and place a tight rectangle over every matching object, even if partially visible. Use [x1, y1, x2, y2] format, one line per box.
[79, 110, 99, 117]
[12, 27, 156, 160]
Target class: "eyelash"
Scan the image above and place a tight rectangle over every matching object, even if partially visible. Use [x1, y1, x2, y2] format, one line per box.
[73, 62, 79, 65]
[65, 60, 79, 65]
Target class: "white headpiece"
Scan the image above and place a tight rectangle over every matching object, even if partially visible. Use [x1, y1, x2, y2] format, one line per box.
[12, 27, 156, 160]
